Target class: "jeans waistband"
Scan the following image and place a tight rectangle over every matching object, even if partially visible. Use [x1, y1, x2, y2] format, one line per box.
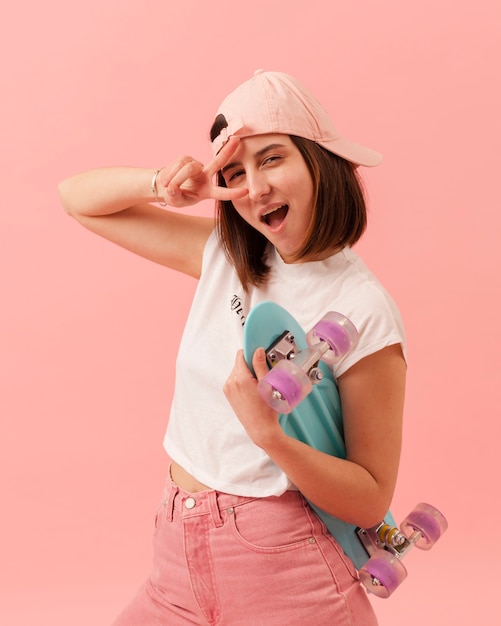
[163, 471, 303, 528]
[164, 472, 261, 527]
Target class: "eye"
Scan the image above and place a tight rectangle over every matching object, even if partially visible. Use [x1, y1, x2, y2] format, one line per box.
[227, 169, 245, 183]
[263, 155, 282, 166]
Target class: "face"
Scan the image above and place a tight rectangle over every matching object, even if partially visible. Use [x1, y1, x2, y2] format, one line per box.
[220, 134, 315, 263]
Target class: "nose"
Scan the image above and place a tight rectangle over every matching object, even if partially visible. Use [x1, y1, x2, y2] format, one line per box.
[246, 170, 271, 202]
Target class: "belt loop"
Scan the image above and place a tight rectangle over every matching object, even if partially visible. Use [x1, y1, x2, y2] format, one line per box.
[165, 484, 178, 522]
[208, 490, 223, 528]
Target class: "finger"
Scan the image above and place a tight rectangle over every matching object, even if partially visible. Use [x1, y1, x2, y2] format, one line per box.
[209, 185, 248, 202]
[252, 347, 269, 381]
[235, 349, 259, 379]
[167, 160, 204, 191]
[233, 348, 249, 369]
[204, 135, 241, 178]
[157, 156, 195, 188]
[225, 349, 251, 390]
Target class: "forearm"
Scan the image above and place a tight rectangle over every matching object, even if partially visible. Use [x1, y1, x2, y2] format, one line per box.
[58, 167, 158, 217]
[57, 140, 248, 275]
[261, 429, 393, 529]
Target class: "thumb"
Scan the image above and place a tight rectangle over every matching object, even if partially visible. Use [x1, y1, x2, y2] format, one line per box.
[252, 347, 269, 381]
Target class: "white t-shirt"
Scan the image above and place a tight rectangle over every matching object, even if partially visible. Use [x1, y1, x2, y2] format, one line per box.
[164, 231, 406, 497]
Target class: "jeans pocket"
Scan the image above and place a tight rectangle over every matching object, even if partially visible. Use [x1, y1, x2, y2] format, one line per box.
[227, 496, 317, 554]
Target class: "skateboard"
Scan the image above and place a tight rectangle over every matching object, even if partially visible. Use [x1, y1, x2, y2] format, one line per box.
[243, 301, 448, 598]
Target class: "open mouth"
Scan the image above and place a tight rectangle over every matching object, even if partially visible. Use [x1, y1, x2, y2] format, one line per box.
[261, 204, 289, 228]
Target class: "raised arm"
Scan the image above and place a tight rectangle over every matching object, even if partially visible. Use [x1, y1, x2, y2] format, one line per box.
[58, 137, 248, 278]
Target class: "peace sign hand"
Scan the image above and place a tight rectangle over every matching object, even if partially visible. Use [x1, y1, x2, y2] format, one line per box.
[156, 136, 248, 208]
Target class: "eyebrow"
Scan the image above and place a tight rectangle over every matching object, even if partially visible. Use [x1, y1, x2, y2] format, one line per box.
[221, 142, 288, 176]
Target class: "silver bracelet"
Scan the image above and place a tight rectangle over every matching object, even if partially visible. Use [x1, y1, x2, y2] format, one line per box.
[151, 168, 167, 206]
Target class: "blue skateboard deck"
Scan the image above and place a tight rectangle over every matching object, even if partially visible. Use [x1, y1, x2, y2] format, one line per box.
[243, 300, 396, 570]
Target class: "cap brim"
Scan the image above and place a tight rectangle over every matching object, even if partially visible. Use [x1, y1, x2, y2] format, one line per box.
[318, 137, 383, 167]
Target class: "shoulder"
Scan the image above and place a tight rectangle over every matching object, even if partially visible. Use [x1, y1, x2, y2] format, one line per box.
[310, 248, 407, 376]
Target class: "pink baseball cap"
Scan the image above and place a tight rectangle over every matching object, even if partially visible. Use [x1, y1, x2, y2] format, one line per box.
[212, 70, 383, 167]
[211, 69, 382, 167]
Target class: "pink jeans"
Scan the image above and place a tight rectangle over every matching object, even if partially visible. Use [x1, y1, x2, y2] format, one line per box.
[112, 474, 378, 625]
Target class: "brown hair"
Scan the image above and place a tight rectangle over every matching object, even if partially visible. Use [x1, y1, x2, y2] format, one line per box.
[210, 117, 368, 291]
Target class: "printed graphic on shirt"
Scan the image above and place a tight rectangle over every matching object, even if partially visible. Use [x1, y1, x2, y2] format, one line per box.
[231, 294, 246, 326]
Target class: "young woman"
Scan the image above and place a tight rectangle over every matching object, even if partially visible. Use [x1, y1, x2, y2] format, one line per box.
[59, 70, 406, 625]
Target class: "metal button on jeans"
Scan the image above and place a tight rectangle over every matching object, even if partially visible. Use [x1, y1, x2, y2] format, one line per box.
[184, 497, 196, 509]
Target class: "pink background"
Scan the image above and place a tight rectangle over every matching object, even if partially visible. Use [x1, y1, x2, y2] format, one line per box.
[1, 1, 499, 623]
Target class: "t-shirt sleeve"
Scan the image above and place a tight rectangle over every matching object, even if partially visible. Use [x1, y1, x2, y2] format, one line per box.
[331, 283, 407, 378]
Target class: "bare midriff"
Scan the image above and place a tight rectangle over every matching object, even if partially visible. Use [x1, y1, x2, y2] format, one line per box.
[170, 460, 211, 493]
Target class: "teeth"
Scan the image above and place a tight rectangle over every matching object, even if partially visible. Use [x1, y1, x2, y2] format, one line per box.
[261, 204, 288, 227]
[262, 204, 286, 217]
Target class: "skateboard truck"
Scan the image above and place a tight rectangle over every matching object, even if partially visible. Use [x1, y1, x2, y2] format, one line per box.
[357, 522, 412, 558]
[356, 503, 448, 598]
[259, 312, 359, 414]
[265, 330, 326, 386]
[259, 311, 358, 414]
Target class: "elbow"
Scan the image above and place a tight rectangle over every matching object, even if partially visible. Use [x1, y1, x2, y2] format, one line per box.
[356, 491, 394, 530]
[319, 491, 393, 530]
[359, 505, 391, 530]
